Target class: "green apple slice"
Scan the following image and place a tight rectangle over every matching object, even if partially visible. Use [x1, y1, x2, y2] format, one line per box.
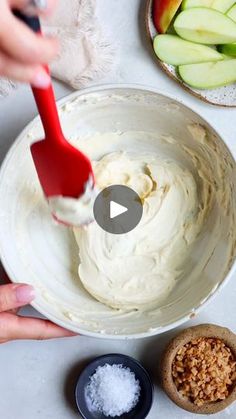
[153, 35, 223, 65]
[217, 3, 236, 59]
[174, 8, 236, 44]
[182, 0, 236, 13]
[218, 43, 236, 56]
[179, 60, 236, 88]
[227, 4, 236, 22]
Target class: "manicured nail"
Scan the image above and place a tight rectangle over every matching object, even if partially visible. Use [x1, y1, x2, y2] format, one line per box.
[15, 285, 36, 304]
[32, 70, 51, 89]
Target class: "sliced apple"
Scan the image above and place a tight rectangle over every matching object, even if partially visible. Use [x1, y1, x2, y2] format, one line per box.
[153, 34, 223, 65]
[174, 8, 236, 44]
[227, 4, 236, 21]
[218, 43, 236, 56]
[218, 6, 236, 58]
[179, 60, 236, 88]
[153, 0, 183, 33]
[182, 0, 236, 13]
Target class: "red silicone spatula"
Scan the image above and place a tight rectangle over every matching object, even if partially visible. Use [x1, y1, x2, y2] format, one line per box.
[14, 11, 94, 200]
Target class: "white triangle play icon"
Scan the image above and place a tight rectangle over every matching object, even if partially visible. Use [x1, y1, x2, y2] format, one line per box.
[110, 201, 128, 219]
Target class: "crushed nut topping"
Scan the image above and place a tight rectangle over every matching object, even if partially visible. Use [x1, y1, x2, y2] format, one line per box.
[172, 337, 236, 406]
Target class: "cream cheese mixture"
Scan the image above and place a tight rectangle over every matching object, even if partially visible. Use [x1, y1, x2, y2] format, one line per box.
[71, 125, 220, 311]
[48, 176, 98, 226]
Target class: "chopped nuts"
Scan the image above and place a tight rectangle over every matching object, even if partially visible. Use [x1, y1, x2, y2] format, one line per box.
[172, 337, 236, 406]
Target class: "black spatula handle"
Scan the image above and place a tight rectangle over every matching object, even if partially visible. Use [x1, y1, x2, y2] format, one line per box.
[13, 10, 41, 33]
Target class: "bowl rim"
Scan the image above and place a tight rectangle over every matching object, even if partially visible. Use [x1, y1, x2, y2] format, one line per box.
[0, 83, 235, 340]
[161, 324, 236, 414]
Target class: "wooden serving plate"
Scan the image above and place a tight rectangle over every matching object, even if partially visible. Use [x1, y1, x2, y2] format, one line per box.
[145, 0, 236, 107]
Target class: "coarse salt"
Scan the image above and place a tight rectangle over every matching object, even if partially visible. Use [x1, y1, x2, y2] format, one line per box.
[85, 363, 141, 417]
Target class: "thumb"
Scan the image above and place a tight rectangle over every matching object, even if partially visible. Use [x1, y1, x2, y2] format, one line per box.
[0, 284, 35, 312]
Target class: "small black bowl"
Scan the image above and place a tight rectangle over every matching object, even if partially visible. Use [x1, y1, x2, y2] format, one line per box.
[75, 353, 153, 419]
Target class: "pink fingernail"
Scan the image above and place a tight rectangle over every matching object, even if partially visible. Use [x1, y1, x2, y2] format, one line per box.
[32, 71, 51, 88]
[15, 285, 36, 304]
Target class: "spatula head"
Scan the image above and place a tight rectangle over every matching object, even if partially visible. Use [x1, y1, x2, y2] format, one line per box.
[31, 136, 94, 198]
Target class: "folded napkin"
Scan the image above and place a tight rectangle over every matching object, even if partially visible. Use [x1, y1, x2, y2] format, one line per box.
[0, 0, 113, 96]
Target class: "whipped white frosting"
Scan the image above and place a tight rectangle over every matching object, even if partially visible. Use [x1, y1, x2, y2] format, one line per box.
[48, 176, 98, 226]
[74, 151, 199, 309]
[73, 125, 227, 311]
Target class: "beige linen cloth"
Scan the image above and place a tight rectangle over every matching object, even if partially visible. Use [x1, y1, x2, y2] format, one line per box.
[0, 0, 113, 95]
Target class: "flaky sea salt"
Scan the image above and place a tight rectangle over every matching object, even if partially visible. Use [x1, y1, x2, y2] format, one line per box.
[85, 363, 141, 417]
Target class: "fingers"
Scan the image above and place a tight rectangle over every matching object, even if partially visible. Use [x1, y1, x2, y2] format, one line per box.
[0, 313, 77, 342]
[8, 308, 19, 314]
[0, 284, 35, 312]
[9, 0, 57, 16]
[0, 0, 58, 85]
[0, 52, 51, 86]
[0, 10, 59, 65]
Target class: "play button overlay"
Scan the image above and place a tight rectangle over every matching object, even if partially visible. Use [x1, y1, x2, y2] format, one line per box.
[110, 201, 128, 219]
[93, 185, 143, 234]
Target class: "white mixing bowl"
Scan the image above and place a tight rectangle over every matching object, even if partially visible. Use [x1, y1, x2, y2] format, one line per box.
[0, 85, 235, 339]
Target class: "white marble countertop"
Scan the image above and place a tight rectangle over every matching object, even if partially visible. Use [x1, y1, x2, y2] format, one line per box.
[0, 1, 236, 418]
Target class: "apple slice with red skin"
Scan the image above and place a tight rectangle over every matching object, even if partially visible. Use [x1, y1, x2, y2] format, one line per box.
[153, 0, 183, 33]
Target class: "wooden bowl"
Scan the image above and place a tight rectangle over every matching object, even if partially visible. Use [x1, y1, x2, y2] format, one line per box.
[145, 0, 236, 107]
[161, 324, 236, 414]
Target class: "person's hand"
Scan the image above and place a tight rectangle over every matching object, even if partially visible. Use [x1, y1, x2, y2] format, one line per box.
[0, 283, 76, 343]
[0, 0, 58, 87]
